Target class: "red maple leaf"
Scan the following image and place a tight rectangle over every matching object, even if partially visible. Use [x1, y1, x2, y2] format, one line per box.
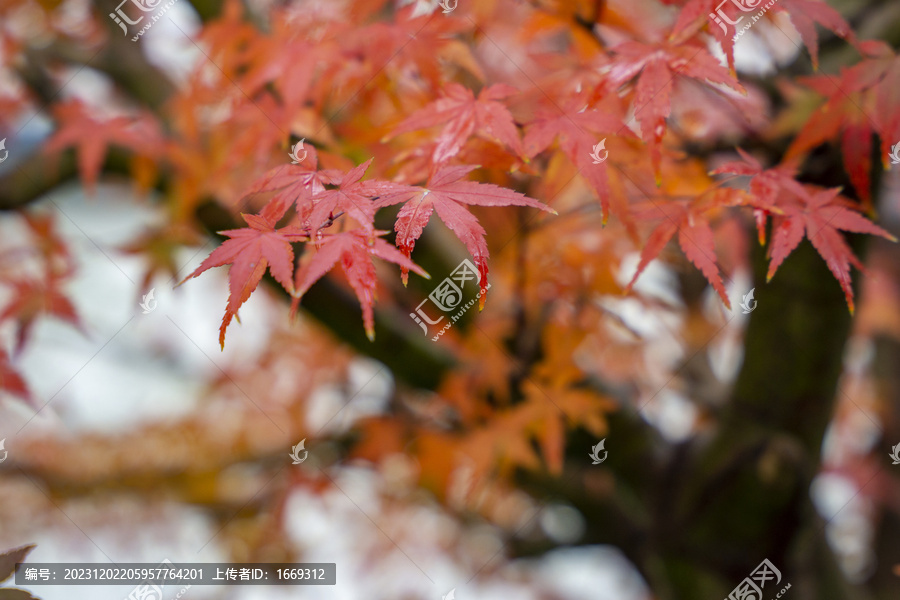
[181, 211, 308, 348]
[44, 100, 162, 191]
[240, 146, 343, 227]
[340, 9, 475, 90]
[785, 88, 873, 208]
[765, 186, 895, 312]
[670, 0, 854, 72]
[0, 277, 84, 354]
[714, 154, 896, 311]
[605, 41, 744, 180]
[786, 42, 900, 209]
[670, 0, 740, 74]
[385, 83, 525, 165]
[523, 101, 632, 222]
[241, 33, 318, 111]
[22, 212, 73, 275]
[626, 193, 745, 307]
[769, 0, 856, 69]
[307, 159, 418, 234]
[198, 0, 259, 80]
[292, 230, 428, 341]
[711, 148, 797, 244]
[376, 165, 556, 304]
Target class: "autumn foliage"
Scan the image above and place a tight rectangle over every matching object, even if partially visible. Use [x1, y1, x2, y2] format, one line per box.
[175, 1, 893, 342]
[1, 0, 894, 353]
[135, 0, 891, 349]
[2, 0, 900, 592]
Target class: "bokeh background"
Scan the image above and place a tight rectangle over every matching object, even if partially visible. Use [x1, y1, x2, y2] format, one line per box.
[1, 0, 900, 599]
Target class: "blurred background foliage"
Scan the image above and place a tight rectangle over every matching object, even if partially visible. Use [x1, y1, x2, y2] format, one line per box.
[0, 1, 899, 599]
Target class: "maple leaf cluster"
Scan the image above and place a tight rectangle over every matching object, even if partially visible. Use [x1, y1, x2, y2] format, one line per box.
[159, 0, 892, 341]
[3, 0, 884, 352]
[713, 150, 896, 312]
[0, 0, 895, 422]
[0, 214, 81, 402]
[180, 148, 552, 346]
[3, 2, 900, 586]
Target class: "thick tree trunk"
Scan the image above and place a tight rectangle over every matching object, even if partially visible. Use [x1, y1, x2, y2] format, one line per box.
[673, 237, 855, 600]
